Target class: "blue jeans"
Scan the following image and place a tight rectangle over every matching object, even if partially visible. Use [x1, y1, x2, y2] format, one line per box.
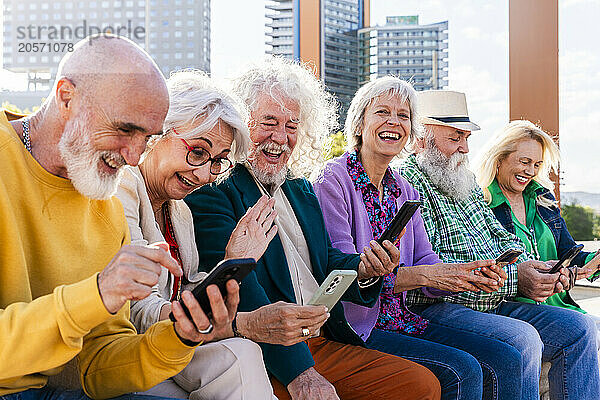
[366, 328, 483, 400]
[0, 387, 183, 400]
[416, 301, 600, 400]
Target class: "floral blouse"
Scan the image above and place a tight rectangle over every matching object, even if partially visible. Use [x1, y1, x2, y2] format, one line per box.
[347, 151, 428, 335]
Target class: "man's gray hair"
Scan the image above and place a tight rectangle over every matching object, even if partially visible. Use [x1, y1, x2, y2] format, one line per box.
[232, 56, 338, 177]
[345, 76, 422, 154]
[162, 69, 250, 162]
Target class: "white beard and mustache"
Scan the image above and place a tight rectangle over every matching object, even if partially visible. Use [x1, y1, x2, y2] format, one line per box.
[248, 141, 291, 187]
[58, 110, 127, 200]
[415, 141, 476, 202]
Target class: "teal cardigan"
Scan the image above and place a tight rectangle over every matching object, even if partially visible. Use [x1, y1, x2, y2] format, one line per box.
[185, 164, 382, 386]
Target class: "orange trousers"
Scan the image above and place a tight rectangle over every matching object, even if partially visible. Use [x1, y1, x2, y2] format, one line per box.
[271, 337, 441, 400]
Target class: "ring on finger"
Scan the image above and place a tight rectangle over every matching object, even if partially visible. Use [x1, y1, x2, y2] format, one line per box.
[301, 327, 310, 337]
[198, 323, 213, 334]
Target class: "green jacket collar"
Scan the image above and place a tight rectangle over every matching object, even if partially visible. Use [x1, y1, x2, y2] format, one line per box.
[488, 178, 544, 209]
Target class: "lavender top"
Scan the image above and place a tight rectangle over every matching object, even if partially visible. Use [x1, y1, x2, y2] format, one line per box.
[313, 151, 443, 340]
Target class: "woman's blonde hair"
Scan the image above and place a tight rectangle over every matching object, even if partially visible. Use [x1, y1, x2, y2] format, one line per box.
[474, 119, 561, 208]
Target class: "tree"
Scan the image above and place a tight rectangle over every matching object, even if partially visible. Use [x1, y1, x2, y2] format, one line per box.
[2, 101, 40, 115]
[562, 202, 599, 241]
[323, 131, 347, 160]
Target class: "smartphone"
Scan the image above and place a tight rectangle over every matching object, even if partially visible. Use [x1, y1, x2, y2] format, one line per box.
[169, 258, 256, 323]
[308, 270, 357, 310]
[546, 244, 584, 274]
[495, 249, 524, 267]
[377, 200, 421, 245]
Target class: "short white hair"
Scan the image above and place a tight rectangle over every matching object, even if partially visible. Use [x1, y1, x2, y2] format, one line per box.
[232, 56, 338, 177]
[161, 69, 250, 162]
[345, 76, 422, 154]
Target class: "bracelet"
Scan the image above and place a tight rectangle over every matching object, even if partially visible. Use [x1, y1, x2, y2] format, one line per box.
[357, 277, 380, 289]
[173, 322, 203, 347]
[231, 313, 247, 339]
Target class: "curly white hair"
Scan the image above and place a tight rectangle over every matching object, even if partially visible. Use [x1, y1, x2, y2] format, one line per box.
[231, 56, 338, 177]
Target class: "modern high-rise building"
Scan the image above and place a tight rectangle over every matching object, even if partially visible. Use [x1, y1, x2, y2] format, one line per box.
[359, 16, 448, 91]
[266, 0, 370, 120]
[2, 0, 210, 92]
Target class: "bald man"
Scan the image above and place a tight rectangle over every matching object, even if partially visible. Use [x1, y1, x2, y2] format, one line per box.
[0, 35, 238, 400]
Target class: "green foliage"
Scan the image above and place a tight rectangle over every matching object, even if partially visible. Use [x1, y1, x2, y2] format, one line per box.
[323, 131, 347, 160]
[562, 202, 600, 241]
[2, 101, 39, 115]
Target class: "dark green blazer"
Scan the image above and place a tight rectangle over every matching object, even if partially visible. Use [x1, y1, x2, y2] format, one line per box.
[185, 164, 382, 386]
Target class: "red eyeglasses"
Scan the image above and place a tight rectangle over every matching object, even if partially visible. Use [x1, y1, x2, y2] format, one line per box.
[174, 128, 233, 175]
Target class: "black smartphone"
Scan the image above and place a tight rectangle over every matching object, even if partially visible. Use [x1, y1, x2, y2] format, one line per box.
[377, 200, 421, 245]
[169, 258, 256, 323]
[546, 244, 584, 274]
[495, 249, 524, 266]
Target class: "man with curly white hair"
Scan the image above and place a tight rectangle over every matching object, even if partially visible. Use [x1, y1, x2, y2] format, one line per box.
[186, 57, 441, 400]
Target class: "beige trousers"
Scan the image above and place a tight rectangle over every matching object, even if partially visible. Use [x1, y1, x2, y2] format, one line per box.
[141, 338, 277, 400]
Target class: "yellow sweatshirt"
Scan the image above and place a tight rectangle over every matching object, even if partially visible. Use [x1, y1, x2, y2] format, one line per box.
[0, 112, 194, 398]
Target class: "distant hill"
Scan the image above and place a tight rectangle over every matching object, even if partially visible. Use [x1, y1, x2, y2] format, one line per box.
[562, 192, 600, 213]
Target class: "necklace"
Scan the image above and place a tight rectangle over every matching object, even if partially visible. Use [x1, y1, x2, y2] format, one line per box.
[21, 119, 32, 153]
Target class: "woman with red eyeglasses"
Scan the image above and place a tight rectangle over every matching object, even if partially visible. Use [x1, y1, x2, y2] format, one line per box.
[115, 70, 279, 399]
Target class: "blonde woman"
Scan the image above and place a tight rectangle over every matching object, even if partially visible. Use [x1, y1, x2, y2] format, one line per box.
[475, 119, 600, 314]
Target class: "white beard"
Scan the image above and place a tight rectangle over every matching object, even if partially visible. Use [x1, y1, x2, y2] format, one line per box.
[248, 142, 290, 187]
[58, 111, 126, 200]
[416, 144, 476, 202]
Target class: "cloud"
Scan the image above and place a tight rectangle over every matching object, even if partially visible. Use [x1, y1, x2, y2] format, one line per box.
[449, 65, 509, 160]
[558, 49, 600, 192]
[561, 0, 598, 9]
[461, 27, 481, 40]
[0, 69, 28, 91]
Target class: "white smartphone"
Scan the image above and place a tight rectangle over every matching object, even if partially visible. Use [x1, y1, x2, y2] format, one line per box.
[308, 270, 358, 310]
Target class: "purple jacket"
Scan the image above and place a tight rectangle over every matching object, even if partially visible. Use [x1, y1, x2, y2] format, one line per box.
[313, 152, 442, 340]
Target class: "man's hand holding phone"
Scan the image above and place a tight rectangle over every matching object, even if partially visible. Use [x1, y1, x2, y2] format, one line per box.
[470, 249, 518, 290]
[472, 262, 508, 291]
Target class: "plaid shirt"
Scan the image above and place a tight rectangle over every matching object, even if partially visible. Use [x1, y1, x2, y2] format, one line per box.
[400, 154, 528, 312]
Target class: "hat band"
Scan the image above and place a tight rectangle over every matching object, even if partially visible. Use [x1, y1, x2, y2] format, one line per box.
[431, 116, 471, 123]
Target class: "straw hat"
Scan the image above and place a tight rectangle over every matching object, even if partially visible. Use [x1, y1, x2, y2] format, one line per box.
[418, 90, 480, 132]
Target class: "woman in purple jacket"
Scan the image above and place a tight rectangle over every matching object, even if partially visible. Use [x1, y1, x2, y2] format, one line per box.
[313, 77, 524, 400]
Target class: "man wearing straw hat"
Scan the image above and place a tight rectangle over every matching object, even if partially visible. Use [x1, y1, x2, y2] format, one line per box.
[399, 90, 600, 400]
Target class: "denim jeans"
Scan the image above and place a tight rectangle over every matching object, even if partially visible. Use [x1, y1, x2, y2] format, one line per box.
[0, 387, 183, 400]
[493, 301, 600, 400]
[366, 328, 483, 400]
[415, 301, 600, 400]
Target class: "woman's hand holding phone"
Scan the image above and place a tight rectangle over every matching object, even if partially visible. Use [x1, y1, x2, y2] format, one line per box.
[170, 280, 239, 345]
[576, 250, 600, 280]
[358, 240, 401, 279]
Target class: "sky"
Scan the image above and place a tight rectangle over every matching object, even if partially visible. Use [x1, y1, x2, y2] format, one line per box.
[210, 0, 600, 194]
[2, 0, 599, 193]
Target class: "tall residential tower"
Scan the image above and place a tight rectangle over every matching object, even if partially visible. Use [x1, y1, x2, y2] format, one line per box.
[2, 0, 210, 92]
[359, 16, 448, 90]
[266, 0, 369, 119]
